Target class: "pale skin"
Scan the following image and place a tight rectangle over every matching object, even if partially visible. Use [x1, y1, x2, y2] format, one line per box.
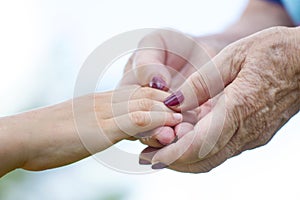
[122, 0, 300, 171]
[0, 0, 298, 177]
[0, 86, 183, 177]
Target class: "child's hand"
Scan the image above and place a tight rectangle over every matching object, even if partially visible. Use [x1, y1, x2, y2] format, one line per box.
[15, 86, 182, 172]
[92, 86, 183, 147]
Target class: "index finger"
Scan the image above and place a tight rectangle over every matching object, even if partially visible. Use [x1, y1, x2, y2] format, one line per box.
[133, 32, 171, 89]
[132, 30, 195, 90]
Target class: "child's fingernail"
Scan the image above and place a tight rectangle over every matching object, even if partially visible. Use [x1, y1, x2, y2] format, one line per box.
[149, 76, 167, 91]
[164, 91, 184, 107]
[173, 113, 183, 122]
[152, 162, 168, 170]
[139, 159, 151, 165]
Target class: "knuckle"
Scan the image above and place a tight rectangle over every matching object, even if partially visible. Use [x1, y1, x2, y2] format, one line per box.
[224, 141, 238, 156]
[140, 87, 155, 99]
[224, 90, 245, 132]
[192, 162, 214, 173]
[130, 111, 150, 127]
[200, 165, 214, 173]
[138, 98, 154, 111]
[199, 150, 231, 173]
[189, 72, 210, 99]
[225, 84, 269, 146]
[268, 26, 286, 35]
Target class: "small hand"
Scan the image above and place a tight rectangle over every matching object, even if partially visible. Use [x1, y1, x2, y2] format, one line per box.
[20, 86, 182, 171]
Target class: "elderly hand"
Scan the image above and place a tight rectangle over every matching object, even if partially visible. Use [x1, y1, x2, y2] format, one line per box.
[141, 27, 300, 172]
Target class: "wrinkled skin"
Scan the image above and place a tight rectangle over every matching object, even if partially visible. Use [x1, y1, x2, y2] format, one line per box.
[141, 27, 300, 172]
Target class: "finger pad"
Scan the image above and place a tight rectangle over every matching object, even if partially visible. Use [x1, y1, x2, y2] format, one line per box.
[155, 127, 175, 145]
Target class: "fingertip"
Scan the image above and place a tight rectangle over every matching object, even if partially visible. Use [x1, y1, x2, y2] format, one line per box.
[164, 91, 184, 107]
[175, 122, 194, 139]
[149, 76, 169, 91]
[172, 113, 183, 122]
[139, 159, 151, 165]
[134, 63, 172, 88]
[155, 127, 175, 145]
[152, 162, 168, 170]
[150, 143, 176, 167]
[139, 147, 159, 165]
[162, 112, 182, 127]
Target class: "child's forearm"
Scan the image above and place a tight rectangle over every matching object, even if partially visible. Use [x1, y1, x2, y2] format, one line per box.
[0, 87, 182, 177]
[0, 114, 29, 177]
[0, 99, 92, 177]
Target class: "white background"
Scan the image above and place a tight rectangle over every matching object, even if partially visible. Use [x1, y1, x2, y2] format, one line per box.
[0, 0, 299, 200]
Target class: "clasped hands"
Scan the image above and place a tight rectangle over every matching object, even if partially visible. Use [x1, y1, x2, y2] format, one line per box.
[11, 26, 299, 176]
[120, 27, 300, 172]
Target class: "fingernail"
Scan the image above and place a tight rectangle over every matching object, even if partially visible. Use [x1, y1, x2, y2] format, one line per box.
[164, 91, 184, 107]
[149, 76, 167, 91]
[152, 162, 168, 170]
[173, 113, 183, 122]
[139, 159, 151, 165]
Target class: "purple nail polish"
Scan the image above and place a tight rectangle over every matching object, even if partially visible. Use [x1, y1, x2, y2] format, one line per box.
[149, 76, 167, 91]
[139, 159, 151, 165]
[152, 162, 168, 170]
[164, 91, 184, 107]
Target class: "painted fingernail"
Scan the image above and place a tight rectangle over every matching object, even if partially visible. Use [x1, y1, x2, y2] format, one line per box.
[152, 162, 168, 170]
[149, 76, 167, 91]
[139, 159, 151, 165]
[164, 91, 184, 107]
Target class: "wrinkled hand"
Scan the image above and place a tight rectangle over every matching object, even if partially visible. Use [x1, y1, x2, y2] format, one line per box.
[141, 27, 300, 172]
[120, 29, 218, 147]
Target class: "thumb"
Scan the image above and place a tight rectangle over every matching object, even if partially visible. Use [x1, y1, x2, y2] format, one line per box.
[132, 29, 195, 91]
[133, 32, 171, 91]
[163, 47, 246, 111]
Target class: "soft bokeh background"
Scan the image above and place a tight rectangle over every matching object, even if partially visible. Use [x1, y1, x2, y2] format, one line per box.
[0, 0, 299, 199]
